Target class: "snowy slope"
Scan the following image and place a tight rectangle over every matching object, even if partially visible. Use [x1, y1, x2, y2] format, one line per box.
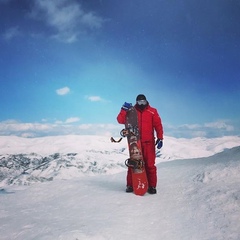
[0, 135, 240, 240]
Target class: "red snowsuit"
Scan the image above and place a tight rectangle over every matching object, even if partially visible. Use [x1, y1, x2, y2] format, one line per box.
[117, 103, 163, 188]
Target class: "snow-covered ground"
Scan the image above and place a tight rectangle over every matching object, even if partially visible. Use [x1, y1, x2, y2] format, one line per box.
[0, 135, 240, 240]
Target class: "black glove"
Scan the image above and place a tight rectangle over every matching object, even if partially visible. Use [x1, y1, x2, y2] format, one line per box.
[155, 139, 163, 149]
[121, 102, 132, 111]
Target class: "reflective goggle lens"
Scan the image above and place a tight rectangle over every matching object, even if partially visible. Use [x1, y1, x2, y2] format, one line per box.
[137, 100, 147, 105]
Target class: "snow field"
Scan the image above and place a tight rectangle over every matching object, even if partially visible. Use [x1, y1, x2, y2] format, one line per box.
[0, 135, 240, 239]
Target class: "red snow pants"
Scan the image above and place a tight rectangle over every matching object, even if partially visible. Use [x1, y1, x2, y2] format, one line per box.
[127, 140, 157, 187]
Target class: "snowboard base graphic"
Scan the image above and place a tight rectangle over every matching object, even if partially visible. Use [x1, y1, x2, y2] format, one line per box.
[123, 107, 148, 196]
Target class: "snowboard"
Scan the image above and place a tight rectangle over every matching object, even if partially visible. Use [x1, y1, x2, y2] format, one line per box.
[121, 106, 148, 196]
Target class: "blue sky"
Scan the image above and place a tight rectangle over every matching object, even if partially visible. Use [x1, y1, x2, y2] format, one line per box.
[0, 0, 240, 138]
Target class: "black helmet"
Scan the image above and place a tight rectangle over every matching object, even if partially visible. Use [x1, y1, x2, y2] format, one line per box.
[136, 94, 146, 101]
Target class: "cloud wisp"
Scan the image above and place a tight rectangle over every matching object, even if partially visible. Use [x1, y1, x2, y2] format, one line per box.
[56, 87, 70, 96]
[30, 0, 105, 43]
[3, 27, 21, 40]
[165, 120, 238, 138]
[0, 119, 239, 139]
[0, 120, 119, 138]
[86, 95, 103, 102]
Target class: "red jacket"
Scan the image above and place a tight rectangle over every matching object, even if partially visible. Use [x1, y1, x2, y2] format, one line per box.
[117, 104, 163, 142]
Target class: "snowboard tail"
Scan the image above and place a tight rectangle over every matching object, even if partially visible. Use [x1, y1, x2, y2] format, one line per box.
[125, 158, 148, 196]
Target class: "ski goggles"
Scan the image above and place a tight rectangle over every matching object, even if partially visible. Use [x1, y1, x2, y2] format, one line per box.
[137, 100, 147, 105]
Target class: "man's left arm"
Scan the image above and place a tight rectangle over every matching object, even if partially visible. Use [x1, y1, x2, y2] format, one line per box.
[153, 109, 163, 149]
[153, 109, 163, 140]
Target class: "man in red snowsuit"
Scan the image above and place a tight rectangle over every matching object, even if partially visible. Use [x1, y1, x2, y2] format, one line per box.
[117, 94, 163, 194]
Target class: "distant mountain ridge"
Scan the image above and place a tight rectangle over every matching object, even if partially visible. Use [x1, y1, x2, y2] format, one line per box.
[1, 135, 240, 186]
[0, 151, 127, 186]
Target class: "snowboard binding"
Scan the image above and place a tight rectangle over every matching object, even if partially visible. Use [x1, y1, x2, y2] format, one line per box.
[120, 125, 139, 137]
[125, 158, 144, 170]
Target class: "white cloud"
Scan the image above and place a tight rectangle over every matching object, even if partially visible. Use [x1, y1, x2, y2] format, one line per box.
[3, 27, 21, 40]
[86, 96, 103, 102]
[0, 121, 52, 137]
[56, 87, 70, 95]
[78, 124, 92, 130]
[81, 12, 103, 29]
[164, 120, 236, 138]
[0, 119, 238, 139]
[65, 117, 80, 124]
[204, 120, 234, 131]
[0, 120, 121, 138]
[30, 0, 104, 43]
[179, 123, 201, 130]
[55, 117, 80, 124]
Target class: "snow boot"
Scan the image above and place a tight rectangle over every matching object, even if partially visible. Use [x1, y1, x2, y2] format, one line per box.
[126, 186, 133, 193]
[148, 187, 157, 194]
